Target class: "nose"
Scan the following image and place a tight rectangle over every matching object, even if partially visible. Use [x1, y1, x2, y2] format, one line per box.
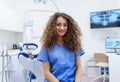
[60, 25, 64, 29]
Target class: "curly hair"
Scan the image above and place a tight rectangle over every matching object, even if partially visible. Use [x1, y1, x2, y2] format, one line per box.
[41, 12, 82, 52]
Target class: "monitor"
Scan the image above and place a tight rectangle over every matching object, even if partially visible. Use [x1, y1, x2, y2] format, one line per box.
[90, 9, 120, 29]
[105, 37, 120, 49]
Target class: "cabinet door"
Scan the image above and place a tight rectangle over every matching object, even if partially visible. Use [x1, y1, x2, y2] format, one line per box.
[0, 6, 23, 32]
[87, 60, 101, 77]
[109, 55, 120, 82]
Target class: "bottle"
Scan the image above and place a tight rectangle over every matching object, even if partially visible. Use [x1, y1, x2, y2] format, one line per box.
[106, 67, 109, 75]
[13, 44, 15, 49]
[101, 67, 104, 75]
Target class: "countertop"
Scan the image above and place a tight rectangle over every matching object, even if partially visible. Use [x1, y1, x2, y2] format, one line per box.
[8, 49, 19, 56]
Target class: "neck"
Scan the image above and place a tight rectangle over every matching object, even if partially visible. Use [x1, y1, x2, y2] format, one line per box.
[57, 37, 64, 46]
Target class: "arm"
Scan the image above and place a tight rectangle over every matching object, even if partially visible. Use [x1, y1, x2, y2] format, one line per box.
[42, 61, 59, 82]
[75, 56, 82, 82]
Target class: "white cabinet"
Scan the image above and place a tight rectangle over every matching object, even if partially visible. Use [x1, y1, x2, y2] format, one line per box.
[0, 4, 23, 32]
[87, 59, 101, 77]
[106, 53, 120, 82]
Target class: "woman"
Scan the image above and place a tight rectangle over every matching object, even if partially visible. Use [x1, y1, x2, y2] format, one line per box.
[37, 12, 85, 82]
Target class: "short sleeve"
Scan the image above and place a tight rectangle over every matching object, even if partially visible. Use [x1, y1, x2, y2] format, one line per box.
[37, 46, 50, 62]
[76, 48, 85, 56]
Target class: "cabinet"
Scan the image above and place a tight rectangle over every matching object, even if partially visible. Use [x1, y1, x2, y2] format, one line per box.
[106, 53, 120, 82]
[87, 59, 101, 77]
[0, 5, 23, 32]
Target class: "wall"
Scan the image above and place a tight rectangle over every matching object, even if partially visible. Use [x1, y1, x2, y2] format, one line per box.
[0, 29, 23, 49]
[0, 0, 59, 32]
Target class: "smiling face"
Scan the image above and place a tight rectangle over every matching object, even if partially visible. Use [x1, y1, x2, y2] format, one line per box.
[55, 16, 68, 37]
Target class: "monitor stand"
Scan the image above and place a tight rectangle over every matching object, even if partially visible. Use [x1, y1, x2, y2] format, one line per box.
[114, 48, 117, 53]
[105, 48, 117, 53]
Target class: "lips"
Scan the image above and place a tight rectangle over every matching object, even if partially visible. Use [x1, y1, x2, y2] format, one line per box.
[57, 30, 66, 36]
[58, 30, 65, 33]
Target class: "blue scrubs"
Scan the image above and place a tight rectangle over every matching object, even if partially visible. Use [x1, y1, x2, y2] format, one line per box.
[37, 43, 84, 82]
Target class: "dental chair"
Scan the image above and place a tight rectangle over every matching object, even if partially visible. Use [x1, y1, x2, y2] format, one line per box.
[18, 43, 44, 82]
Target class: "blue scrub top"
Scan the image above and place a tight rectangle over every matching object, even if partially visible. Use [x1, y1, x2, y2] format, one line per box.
[37, 43, 85, 82]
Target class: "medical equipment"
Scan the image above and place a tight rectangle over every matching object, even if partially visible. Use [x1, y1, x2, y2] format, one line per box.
[0, 43, 13, 82]
[18, 43, 44, 82]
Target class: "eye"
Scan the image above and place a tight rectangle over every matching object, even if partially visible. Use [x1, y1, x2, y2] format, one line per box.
[56, 23, 61, 27]
[56, 23, 68, 27]
[63, 24, 67, 27]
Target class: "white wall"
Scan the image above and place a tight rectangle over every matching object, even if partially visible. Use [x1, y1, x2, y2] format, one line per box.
[0, 29, 23, 49]
[1, 0, 60, 40]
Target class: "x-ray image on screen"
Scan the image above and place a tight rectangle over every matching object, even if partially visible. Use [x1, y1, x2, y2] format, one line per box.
[90, 9, 120, 28]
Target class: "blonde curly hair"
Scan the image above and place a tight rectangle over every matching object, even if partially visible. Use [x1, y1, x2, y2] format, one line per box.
[41, 12, 82, 52]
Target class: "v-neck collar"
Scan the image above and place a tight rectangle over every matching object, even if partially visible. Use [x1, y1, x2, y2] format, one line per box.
[56, 42, 65, 47]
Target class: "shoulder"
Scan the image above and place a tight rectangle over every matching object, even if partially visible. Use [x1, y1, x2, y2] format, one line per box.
[76, 48, 85, 56]
[37, 46, 50, 62]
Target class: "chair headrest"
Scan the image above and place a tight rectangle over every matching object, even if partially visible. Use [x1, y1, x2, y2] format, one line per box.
[23, 43, 38, 50]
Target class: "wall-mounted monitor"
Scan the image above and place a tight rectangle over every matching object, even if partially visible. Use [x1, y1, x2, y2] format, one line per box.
[105, 37, 120, 49]
[90, 9, 120, 29]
